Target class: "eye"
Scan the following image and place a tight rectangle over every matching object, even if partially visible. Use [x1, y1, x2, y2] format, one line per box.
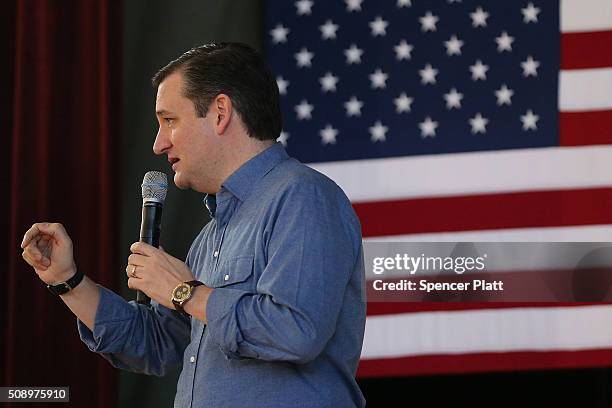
[163, 118, 175, 127]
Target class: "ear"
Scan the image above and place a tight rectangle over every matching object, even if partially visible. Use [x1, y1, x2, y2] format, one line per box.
[212, 93, 232, 135]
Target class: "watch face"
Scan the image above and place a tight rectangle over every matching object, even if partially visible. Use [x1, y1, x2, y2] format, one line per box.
[173, 283, 191, 302]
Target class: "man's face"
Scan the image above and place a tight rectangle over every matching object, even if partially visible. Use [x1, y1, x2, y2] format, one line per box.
[153, 72, 220, 193]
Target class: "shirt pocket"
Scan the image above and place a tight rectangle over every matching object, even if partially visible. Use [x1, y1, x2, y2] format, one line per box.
[212, 255, 255, 291]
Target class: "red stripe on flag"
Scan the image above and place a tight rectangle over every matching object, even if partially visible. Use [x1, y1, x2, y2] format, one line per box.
[560, 110, 612, 146]
[366, 302, 604, 316]
[357, 349, 612, 377]
[354, 188, 612, 237]
[561, 30, 612, 70]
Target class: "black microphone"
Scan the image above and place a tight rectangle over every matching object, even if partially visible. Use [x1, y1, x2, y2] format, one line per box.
[137, 171, 168, 304]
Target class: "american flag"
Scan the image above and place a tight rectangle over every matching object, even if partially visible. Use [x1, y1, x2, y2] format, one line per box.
[265, 0, 612, 377]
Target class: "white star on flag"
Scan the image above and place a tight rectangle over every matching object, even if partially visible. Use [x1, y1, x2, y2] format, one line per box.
[277, 131, 289, 146]
[276, 76, 289, 95]
[521, 3, 541, 23]
[295, 0, 313, 16]
[345, 0, 363, 12]
[394, 93, 414, 113]
[319, 72, 339, 92]
[320, 125, 339, 144]
[270, 24, 289, 44]
[444, 88, 463, 109]
[470, 7, 489, 27]
[419, 64, 438, 84]
[369, 68, 389, 89]
[394, 40, 414, 60]
[294, 100, 313, 120]
[419, 11, 439, 32]
[469, 113, 489, 134]
[495, 84, 514, 106]
[344, 96, 364, 117]
[344, 44, 363, 64]
[295, 48, 314, 68]
[444, 35, 464, 56]
[521, 109, 539, 130]
[495, 31, 514, 52]
[469, 60, 489, 81]
[369, 16, 389, 36]
[319, 20, 339, 40]
[369, 121, 388, 142]
[521, 56, 540, 77]
[419, 116, 438, 137]
[397, 0, 411, 7]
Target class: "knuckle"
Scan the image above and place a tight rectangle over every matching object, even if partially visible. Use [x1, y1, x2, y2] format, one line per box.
[21, 253, 33, 266]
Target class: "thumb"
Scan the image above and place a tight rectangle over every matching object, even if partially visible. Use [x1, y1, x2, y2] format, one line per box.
[161, 249, 183, 267]
[158, 246, 173, 261]
[21, 222, 61, 248]
[37, 222, 65, 238]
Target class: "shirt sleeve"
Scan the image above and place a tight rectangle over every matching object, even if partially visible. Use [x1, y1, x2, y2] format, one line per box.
[77, 285, 191, 376]
[206, 179, 362, 364]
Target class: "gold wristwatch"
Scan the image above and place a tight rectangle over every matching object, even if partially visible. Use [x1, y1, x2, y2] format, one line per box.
[171, 280, 203, 316]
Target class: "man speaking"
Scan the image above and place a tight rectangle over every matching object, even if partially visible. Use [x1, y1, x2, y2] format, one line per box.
[20, 43, 366, 407]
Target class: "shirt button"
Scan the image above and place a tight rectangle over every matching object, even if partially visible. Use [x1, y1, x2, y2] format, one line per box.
[213, 250, 219, 258]
[224, 274, 230, 281]
[189, 356, 196, 363]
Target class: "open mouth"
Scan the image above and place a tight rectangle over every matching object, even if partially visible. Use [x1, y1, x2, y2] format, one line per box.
[169, 157, 180, 168]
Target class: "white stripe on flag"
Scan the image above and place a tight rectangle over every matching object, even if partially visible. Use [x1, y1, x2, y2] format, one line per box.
[561, 0, 612, 33]
[361, 305, 612, 359]
[363, 225, 612, 243]
[308, 146, 612, 202]
[559, 68, 612, 112]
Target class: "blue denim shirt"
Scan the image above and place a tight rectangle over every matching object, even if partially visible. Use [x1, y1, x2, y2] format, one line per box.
[78, 143, 366, 407]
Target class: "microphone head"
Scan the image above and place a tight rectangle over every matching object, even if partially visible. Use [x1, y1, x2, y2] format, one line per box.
[141, 171, 168, 203]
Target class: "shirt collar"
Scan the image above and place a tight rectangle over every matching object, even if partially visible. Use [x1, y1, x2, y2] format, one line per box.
[203, 143, 289, 218]
[222, 142, 289, 202]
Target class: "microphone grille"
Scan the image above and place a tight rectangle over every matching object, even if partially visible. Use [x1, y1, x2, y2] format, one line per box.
[141, 171, 168, 203]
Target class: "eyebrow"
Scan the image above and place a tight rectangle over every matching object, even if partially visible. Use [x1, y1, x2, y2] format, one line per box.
[156, 109, 174, 116]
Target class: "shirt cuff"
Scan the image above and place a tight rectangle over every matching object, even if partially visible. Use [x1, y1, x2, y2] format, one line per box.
[206, 287, 249, 359]
[77, 286, 139, 354]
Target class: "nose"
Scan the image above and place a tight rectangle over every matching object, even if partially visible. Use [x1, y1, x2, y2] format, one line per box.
[153, 127, 171, 155]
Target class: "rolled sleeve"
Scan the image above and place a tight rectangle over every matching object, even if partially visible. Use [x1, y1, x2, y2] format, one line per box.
[206, 288, 249, 359]
[77, 285, 191, 376]
[78, 286, 138, 353]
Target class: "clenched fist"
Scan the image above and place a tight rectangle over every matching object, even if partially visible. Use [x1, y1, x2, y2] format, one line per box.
[21, 223, 77, 285]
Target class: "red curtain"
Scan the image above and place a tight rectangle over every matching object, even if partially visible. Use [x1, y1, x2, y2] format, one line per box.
[2, 0, 120, 405]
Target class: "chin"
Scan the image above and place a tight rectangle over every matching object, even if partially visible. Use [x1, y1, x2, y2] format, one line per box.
[173, 173, 189, 190]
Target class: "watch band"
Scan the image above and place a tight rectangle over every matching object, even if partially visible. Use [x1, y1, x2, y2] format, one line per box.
[173, 280, 204, 316]
[47, 270, 85, 296]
